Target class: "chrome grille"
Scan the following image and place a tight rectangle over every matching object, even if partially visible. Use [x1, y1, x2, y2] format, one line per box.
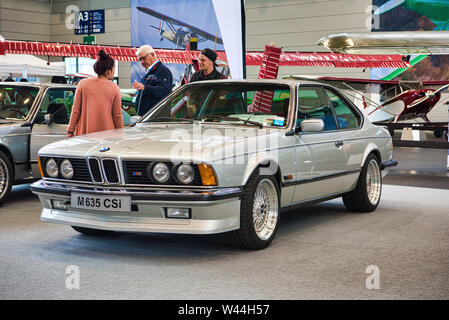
[102, 159, 120, 184]
[88, 158, 103, 183]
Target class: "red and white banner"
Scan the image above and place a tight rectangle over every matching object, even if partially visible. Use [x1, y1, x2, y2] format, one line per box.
[0, 40, 411, 69]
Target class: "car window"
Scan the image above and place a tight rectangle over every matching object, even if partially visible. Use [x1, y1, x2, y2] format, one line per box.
[0, 85, 39, 119]
[145, 83, 291, 128]
[324, 88, 361, 129]
[121, 90, 137, 125]
[297, 86, 337, 131]
[35, 88, 75, 125]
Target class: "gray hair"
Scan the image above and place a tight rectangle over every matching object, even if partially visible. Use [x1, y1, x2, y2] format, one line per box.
[136, 45, 155, 57]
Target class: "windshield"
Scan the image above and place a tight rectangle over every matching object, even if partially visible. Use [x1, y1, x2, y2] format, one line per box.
[141, 83, 291, 127]
[0, 85, 40, 119]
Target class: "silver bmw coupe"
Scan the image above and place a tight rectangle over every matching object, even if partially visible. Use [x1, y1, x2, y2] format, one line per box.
[31, 79, 397, 249]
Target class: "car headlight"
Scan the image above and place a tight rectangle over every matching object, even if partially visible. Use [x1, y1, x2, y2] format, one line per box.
[176, 164, 194, 184]
[152, 162, 170, 183]
[60, 159, 74, 179]
[45, 158, 58, 178]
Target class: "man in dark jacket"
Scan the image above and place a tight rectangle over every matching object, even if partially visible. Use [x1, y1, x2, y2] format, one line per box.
[132, 45, 173, 116]
[190, 48, 227, 82]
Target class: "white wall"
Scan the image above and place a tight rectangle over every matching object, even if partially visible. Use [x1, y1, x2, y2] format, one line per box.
[245, 0, 373, 79]
[1, 0, 375, 85]
[0, 0, 51, 41]
[49, 1, 131, 87]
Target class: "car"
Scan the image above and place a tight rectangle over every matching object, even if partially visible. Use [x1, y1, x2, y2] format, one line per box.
[0, 82, 139, 204]
[31, 79, 397, 250]
[0, 82, 77, 204]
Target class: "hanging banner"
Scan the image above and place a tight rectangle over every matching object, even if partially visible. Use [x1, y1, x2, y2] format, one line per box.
[131, 0, 225, 86]
[212, 0, 246, 79]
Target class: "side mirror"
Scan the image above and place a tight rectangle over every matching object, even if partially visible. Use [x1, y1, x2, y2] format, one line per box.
[129, 115, 141, 126]
[44, 114, 52, 126]
[300, 119, 324, 132]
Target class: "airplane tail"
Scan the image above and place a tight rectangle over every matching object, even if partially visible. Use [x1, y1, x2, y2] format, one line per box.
[249, 45, 282, 113]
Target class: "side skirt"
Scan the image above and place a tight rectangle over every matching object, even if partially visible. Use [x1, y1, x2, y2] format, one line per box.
[280, 192, 345, 213]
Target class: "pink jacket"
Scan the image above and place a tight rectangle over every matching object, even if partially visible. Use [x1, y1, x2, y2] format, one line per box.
[68, 78, 123, 136]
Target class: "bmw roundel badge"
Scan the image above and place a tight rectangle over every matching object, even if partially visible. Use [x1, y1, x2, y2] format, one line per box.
[100, 147, 110, 152]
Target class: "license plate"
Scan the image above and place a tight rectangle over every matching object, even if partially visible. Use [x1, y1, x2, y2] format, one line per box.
[71, 193, 131, 212]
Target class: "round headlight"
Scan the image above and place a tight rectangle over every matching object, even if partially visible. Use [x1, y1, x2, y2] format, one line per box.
[176, 164, 194, 184]
[45, 158, 58, 178]
[60, 159, 74, 179]
[152, 162, 170, 183]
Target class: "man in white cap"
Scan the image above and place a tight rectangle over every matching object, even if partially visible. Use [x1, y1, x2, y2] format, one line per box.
[132, 45, 173, 115]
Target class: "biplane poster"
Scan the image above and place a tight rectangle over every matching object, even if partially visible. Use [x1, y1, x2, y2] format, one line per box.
[372, 0, 449, 81]
[131, 0, 225, 85]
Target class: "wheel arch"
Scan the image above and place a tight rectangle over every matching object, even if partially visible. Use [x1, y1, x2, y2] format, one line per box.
[0, 144, 15, 176]
[241, 152, 282, 190]
[362, 143, 381, 166]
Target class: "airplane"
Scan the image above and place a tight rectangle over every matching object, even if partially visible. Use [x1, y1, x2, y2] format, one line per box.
[136, 7, 223, 48]
[285, 75, 449, 137]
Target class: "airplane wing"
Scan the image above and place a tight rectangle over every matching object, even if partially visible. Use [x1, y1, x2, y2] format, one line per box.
[319, 31, 449, 55]
[137, 7, 223, 45]
[284, 76, 449, 88]
[247, 51, 410, 68]
[0, 40, 410, 68]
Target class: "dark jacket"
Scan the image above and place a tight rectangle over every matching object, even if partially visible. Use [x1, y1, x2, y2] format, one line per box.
[136, 61, 173, 115]
[190, 68, 226, 82]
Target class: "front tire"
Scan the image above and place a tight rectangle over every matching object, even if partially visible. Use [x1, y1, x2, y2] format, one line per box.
[0, 150, 13, 205]
[343, 154, 382, 212]
[225, 172, 280, 250]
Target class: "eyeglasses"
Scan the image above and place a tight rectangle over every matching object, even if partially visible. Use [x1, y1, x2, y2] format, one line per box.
[138, 54, 149, 61]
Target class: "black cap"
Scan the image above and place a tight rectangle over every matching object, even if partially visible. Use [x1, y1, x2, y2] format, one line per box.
[201, 48, 218, 66]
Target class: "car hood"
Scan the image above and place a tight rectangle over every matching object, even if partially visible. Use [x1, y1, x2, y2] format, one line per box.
[38, 123, 283, 162]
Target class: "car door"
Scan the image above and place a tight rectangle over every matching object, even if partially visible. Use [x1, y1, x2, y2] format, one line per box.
[30, 87, 75, 176]
[293, 85, 347, 203]
[323, 86, 365, 187]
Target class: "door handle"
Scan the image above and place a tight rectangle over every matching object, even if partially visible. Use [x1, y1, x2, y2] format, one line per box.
[335, 141, 344, 148]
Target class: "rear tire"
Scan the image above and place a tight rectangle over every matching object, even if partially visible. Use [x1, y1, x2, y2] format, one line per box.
[434, 128, 444, 138]
[71, 226, 114, 236]
[225, 171, 280, 250]
[0, 150, 13, 205]
[343, 154, 382, 212]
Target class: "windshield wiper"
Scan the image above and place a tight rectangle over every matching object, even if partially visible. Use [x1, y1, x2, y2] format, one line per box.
[200, 115, 263, 129]
[146, 117, 194, 123]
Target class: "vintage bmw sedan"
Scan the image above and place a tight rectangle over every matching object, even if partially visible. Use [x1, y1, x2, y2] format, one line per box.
[0, 82, 76, 204]
[31, 79, 397, 250]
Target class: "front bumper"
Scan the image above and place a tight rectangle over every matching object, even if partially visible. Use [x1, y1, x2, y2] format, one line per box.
[31, 180, 243, 235]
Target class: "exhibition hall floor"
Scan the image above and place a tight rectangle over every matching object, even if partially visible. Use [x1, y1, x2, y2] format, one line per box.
[1, 149, 448, 300]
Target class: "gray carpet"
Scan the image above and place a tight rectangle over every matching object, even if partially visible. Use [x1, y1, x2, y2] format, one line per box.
[1, 183, 448, 299]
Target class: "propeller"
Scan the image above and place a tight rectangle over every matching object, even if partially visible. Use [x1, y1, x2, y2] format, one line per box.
[433, 83, 449, 95]
[408, 95, 429, 108]
[373, 0, 406, 15]
[409, 84, 449, 108]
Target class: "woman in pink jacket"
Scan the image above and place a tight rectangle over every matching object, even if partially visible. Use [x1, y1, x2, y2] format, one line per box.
[67, 50, 123, 138]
